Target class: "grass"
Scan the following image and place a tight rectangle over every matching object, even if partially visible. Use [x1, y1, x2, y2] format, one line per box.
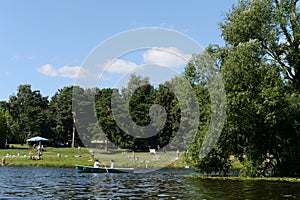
[188, 175, 300, 183]
[0, 145, 186, 168]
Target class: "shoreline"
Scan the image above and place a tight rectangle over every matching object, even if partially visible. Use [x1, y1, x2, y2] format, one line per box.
[189, 174, 300, 183]
[2, 146, 299, 183]
[3, 164, 299, 183]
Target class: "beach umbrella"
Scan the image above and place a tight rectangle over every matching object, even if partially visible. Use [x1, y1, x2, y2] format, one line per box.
[27, 136, 49, 142]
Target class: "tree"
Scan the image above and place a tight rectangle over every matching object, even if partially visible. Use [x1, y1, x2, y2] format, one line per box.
[8, 85, 49, 144]
[72, 87, 99, 147]
[221, 40, 292, 176]
[184, 46, 230, 174]
[218, 0, 300, 176]
[0, 109, 10, 148]
[221, 0, 300, 90]
[95, 88, 134, 149]
[49, 86, 85, 146]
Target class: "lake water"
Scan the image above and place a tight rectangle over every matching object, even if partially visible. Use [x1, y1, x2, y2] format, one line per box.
[0, 166, 299, 199]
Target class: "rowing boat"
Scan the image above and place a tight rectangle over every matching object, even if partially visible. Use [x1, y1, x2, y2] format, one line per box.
[76, 165, 134, 173]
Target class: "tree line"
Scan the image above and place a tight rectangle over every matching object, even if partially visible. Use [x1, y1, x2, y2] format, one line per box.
[0, 0, 299, 177]
[0, 75, 185, 151]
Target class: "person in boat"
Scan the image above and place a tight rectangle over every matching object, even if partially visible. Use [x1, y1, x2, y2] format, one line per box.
[110, 159, 114, 168]
[94, 159, 100, 168]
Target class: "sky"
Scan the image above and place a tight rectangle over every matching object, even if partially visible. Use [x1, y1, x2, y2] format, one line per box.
[0, 0, 238, 101]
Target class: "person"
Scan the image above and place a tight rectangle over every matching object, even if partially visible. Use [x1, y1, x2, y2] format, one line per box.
[2, 157, 5, 166]
[5, 139, 9, 149]
[94, 159, 100, 168]
[29, 151, 34, 160]
[110, 159, 115, 168]
[78, 145, 81, 154]
[176, 149, 180, 159]
[37, 149, 42, 160]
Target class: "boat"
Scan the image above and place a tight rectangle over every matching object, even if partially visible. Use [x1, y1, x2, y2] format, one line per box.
[76, 165, 134, 173]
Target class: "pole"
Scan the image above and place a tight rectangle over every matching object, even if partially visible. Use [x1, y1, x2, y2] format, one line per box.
[72, 112, 76, 148]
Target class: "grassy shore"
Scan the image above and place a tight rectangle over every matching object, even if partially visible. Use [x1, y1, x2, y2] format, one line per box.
[1, 145, 299, 183]
[189, 175, 300, 183]
[0, 145, 185, 168]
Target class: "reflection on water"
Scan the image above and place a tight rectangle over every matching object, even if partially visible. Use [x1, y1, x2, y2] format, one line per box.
[0, 166, 299, 199]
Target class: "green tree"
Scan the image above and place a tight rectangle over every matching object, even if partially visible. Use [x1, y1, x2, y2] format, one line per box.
[221, 0, 300, 90]
[0, 109, 10, 148]
[95, 88, 134, 149]
[222, 40, 291, 176]
[8, 85, 49, 144]
[184, 46, 230, 174]
[220, 0, 300, 176]
[49, 86, 82, 146]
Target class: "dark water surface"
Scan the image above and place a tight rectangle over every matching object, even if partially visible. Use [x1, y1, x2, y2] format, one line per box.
[0, 166, 299, 199]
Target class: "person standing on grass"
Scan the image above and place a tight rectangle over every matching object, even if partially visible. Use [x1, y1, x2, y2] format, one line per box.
[110, 160, 114, 168]
[78, 145, 81, 154]
[176, 149, 180, 159]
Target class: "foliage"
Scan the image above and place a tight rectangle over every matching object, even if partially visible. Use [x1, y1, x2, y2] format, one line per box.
[94, 74, 182, 151]
[7, 85, 49, 144]
[221, 0, 300, 90]
[186, 0, 300, 177]
[0, 109, 10, 148]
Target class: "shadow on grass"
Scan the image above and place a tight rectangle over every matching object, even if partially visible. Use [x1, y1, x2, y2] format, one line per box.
[97, 150, 132, 155]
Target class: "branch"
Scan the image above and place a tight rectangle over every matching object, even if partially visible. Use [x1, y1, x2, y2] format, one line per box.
[262, 43, 295, 80]
[275, 0, 293, 45]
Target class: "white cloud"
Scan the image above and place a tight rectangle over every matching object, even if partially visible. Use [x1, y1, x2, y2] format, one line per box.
[12, 55, 22, 61]
[37, 64, 88, 79]
[143, 47, 192, 67]
[98, 59, 139, 74]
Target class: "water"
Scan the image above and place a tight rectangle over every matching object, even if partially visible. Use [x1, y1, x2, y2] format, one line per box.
[0, 166, 299, 199]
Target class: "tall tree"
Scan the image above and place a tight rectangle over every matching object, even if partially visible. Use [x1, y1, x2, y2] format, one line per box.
[0, 109, 10, 148]
[8, 85, 49, 144]
[218, 0, 300, 176]
[184, 46, 230, 174]
[221, 0, 300, 90]
[49, 86, 79, 146]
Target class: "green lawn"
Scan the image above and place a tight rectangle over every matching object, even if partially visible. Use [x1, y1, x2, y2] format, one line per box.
[0, 145, 185, 168]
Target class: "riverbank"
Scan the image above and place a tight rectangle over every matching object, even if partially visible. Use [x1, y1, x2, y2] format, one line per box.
[0, 145, 186, 168]
[2, 146, 299, 183]
[189, 175, 300, 183]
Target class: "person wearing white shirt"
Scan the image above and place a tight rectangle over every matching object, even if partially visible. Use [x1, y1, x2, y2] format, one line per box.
[94, 159, 100, 168]
[110, 159, 114, 168]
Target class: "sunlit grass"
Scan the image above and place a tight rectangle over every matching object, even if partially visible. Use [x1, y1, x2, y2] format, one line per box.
[188, 175, 300, 183]
[0, 145, 185, 168]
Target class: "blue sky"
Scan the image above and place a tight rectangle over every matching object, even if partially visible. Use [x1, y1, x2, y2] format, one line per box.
[0, 0, 237, 101]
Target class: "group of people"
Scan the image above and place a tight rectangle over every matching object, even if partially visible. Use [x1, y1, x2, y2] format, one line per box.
[29, 143, 43, 160]
[29, 149, 42, 160]
[93, 159, 114, 169]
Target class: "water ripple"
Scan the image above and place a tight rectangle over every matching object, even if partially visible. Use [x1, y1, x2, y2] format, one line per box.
[0, 166, 299, 199]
